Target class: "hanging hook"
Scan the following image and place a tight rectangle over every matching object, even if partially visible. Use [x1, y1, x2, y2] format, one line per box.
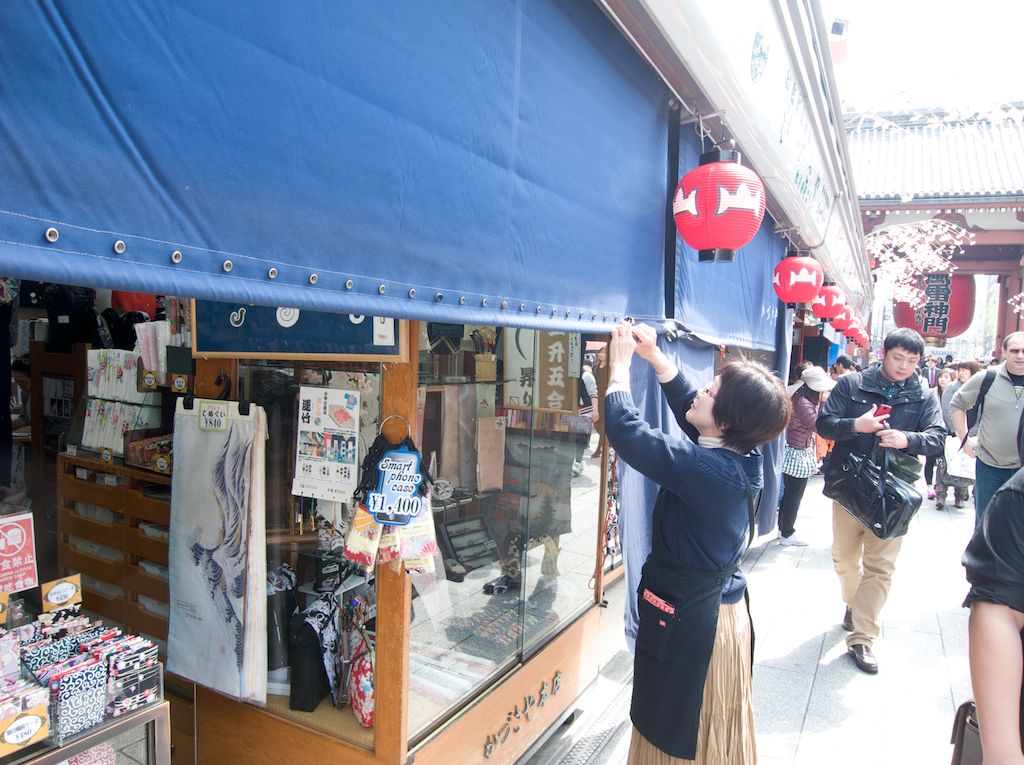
[378, 414, 412, 440]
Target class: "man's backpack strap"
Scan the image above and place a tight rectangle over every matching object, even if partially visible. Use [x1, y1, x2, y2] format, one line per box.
[961, 368, 998, 448]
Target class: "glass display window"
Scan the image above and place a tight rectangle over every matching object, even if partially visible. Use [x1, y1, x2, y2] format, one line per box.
[408, 325, 603, 742]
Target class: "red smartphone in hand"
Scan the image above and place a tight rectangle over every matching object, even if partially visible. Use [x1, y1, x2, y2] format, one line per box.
[874, 404, 892, 417]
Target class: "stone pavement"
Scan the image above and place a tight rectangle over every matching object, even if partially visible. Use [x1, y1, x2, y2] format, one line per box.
[535, 473, 976, 764]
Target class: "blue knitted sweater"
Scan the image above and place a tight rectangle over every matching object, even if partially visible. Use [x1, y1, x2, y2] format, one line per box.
[604, 373, 764, 603]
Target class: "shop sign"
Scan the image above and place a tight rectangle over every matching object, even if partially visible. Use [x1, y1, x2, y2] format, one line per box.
[192, 300, 405, 361]
[41, 574, 81, 612]
[483, 670, 562, 759]
[199, 401, 229, 432]
[367, 447, 424, 526]
[292, 386, 360, 503]
[504, 331, 581, 412]
[893, 274, 975, 339]
[0, 706, 48, 751]
[0, 514, 36, 594]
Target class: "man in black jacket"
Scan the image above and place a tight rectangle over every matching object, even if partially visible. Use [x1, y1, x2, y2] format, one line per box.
[817, 328, 945, 673]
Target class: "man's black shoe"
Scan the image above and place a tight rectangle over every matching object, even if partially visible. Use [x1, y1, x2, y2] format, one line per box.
[842, 607, 853, 632]
[848, 644, 878, 674]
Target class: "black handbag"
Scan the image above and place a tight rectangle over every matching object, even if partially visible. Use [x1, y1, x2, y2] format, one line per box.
[949, 700, 982, 765]
[823, 438, 923, 539]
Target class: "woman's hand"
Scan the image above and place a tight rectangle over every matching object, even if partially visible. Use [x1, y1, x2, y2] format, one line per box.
[606, 323, 630, 385]
[631, 323, 658, 362]
[630, 323, 673, 377]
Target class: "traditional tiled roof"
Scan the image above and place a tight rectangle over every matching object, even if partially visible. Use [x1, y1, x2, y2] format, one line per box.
[845, 105, 1024, 202]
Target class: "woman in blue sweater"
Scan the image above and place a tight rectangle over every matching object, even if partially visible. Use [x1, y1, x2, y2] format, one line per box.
[604, 322, 791, 764]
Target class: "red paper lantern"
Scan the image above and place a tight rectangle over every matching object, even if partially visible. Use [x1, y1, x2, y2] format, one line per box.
[892, 274, 975, 339]
[773, 254, 824, 305]
[673, 149, 766, 262]
[844, 320, 861, 339]
[811, 284, 846, 321]
[831, 306, 853, 332]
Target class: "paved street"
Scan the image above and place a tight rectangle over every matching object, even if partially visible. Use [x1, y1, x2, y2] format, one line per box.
[537, 472, 976, 764]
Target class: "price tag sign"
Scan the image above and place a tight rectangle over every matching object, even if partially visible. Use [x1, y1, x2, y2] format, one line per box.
[199, 401, 229, 432]
[367, 447, 425, 526]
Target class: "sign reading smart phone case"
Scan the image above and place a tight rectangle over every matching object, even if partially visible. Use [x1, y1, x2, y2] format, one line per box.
[192, 299, 407, 361]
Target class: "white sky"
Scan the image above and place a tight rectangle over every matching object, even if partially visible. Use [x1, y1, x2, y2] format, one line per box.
[821, 0, 1024, 112]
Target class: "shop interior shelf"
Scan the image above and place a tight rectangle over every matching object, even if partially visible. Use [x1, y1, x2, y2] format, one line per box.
[126, 565, 169, 602]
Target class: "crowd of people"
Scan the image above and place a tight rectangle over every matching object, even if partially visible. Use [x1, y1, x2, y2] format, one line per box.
[602, 321, 1024, 764]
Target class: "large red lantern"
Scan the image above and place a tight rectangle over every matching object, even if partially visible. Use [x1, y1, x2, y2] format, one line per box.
[673, 149, 766, 262]
[844, 320, 861, 340]
[811, 284, 846, 321]
[893, 274, 975, 339]
[831, 306, 853, 332]
[773, 253, 823, 305]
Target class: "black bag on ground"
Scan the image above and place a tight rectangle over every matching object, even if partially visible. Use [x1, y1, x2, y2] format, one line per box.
[950, 700, 982, 765]
[823, 438, 922, 539]
[288, 611, 328, 712]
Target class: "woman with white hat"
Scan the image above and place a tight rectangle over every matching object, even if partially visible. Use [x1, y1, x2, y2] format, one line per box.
[778, 366, 835, 545]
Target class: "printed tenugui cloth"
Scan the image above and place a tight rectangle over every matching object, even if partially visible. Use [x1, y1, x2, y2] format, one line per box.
[168, 400, 267, 702]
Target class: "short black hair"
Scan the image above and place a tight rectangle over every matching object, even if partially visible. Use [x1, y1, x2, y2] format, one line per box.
[713, 360, 791, 454]
[11, 357, 29, 375]
[883, 328, 925, 357]
[833, 355, 854, 370]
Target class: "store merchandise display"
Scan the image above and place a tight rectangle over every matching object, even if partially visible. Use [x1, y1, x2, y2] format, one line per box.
[168, 399, 267, 703]
[7, 606, 163, 745]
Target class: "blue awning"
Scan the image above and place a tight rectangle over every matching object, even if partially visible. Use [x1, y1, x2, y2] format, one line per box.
[0, 0, 670, 331]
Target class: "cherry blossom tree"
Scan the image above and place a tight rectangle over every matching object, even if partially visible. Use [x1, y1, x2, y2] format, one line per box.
[865, 219, 974, 308]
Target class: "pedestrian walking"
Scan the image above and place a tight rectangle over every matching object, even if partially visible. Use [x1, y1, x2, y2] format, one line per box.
[962, 465, 1024, 762]
[935, 362, 979, 510]
[951, 332, 1024, 527]
[778, 366, 834, 546]
[816, 328, 945, 674]
[603, 321, 790, 763]
[924, 368, 953, 500]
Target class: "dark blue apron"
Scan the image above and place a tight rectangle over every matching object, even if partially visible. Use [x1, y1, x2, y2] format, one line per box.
[629, 473, 755, 759]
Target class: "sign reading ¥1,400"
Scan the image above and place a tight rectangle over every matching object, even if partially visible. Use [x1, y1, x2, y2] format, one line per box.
[191, 300, 407, 361]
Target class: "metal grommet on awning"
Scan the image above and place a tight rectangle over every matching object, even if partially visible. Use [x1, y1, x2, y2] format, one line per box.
[519, 304, 526, 311]
[500, 301, 508, 309]
[345, 280, 354, 290]
[170, 250, 183, 264]
[536, 306, 543, 314]
[113, 240, 126, 254]
[222, 260, 233, 272]
[481, 298, 488, 307]
[434, 292, 443, 302]
[308, 273, 318, 285]
[378, 284, 387, 294]
[44, 227, 59, 243]
[408, 288, 416, 298]
[267, 267, 278, 279]
[459, 296, 466, 305]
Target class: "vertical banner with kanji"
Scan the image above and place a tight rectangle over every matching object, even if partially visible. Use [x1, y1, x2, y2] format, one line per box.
[893, 273, 975, 339]
[291, 386, 361, 502]
[504, 330, 582, 412]
[0, 513, 37, 594]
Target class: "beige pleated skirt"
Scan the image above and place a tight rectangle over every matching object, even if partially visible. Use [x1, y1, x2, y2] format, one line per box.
[627, 599, 757, 764]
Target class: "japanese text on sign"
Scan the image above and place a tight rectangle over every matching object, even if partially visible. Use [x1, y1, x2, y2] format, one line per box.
[292, 386, 361, 503]
[919, 273, 951, 336]
[0, 514, 37, 594]
[483, 670, 562, 759]
[199, 401, 229, 431]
